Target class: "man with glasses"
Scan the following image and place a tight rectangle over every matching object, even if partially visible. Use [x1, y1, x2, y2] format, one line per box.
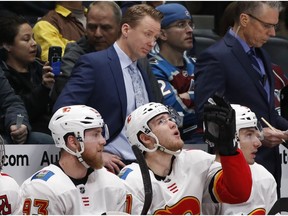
[195, 1, 288, 198]
[149, 3, 203, 144]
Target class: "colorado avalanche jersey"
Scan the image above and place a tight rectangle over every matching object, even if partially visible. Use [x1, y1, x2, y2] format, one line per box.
[20, 164, 128, 215]
[202, 161, 277, 215]
[149, 54, 197, 134]
[120, 149, 251, 215]
[0, 172, 20, 215]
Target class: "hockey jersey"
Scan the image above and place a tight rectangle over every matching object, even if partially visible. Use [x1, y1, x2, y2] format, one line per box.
[0, 172, 20, 215]
[119, 149, 252, 215]
[149, 54, 198, 137]
[202, 161, 277, 215]
[20, 164, 128, 215]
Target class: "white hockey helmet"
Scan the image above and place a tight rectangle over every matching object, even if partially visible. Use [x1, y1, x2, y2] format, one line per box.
[125, 102, 169, 152]
[232, 104, 262, 138]
[126, 102, 182, 155]
[49, 105, 109, 156]
[0, 135, 5, 171]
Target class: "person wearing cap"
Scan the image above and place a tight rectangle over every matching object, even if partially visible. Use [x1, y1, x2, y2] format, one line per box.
[149, 3, 203, 144]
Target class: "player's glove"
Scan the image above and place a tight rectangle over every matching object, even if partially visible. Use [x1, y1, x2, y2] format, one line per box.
[203, 93, 237, 156]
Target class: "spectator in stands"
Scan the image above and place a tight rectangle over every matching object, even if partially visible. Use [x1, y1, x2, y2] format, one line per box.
[51, 1, 122, 103]
[20, 105, 129, 214]
[0, 135, 21, 214]
[194, 1, 288, 197]
[149, 3, 203, 144]
[202, 104, 277, 214]
[53, 4, 163, 174]
[33, 1, 86, 61]
[0, 67, 53, 144]
[119, 99, 252, 214]
[0, 15, 55, 138]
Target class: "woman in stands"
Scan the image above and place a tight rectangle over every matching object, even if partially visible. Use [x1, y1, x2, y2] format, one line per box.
[0, 15, 55, 137]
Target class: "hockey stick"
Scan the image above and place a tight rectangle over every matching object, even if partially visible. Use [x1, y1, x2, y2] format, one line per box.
[132, 145, 153, 215]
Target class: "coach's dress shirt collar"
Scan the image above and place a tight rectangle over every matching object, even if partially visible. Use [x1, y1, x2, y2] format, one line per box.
[114, 42, 134, 70]
[228, 28, 250, 53]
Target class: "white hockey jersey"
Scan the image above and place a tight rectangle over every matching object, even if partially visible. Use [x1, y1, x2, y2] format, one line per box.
[202, 161, 277, 215]
[120, 149, 216, 215]
[0, 172, 20, 215]
[20, 164, 128, 215]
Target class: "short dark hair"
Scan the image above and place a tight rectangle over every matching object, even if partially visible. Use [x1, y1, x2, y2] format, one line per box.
[0, 15, 29, 45]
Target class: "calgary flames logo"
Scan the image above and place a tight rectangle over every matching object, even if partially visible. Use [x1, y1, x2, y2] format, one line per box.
[154, 196, 200, 215]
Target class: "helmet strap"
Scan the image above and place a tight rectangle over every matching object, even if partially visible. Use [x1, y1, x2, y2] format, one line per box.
[75, 150, 90, 169]
[155, 143, 182, 155]
[152, 134, 182, 156]
[63, 135, 90, 169]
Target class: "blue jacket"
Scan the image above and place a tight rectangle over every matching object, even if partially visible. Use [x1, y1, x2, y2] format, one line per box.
[53, 46, 155, 143]
[194, 31, 288, 193]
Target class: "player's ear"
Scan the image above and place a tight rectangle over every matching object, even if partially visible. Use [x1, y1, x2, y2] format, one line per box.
[139, 133, 153, 148]
[66, 134, 79, 151]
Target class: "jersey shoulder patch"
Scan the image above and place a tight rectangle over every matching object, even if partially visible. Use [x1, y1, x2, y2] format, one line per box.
[118, 167, 133, 180]
[31, 170, 55, 181]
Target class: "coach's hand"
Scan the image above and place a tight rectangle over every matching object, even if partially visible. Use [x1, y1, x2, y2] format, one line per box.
[203, 93, 237, 156]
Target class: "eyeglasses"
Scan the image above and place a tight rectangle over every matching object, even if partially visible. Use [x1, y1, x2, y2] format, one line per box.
[165, 20, 195, 30]
[247, 14, 279, 30]
[158, 117, 177, 125]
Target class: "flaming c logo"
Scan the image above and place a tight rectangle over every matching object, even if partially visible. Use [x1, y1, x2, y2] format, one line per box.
[154, 196, 200, 215]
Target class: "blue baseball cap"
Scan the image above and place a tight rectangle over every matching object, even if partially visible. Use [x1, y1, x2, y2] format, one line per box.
[156, 3, 192, 28]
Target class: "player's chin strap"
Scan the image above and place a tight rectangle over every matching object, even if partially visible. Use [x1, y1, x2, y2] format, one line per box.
[63, 134, 90, 169]
[151, 133, 182, 156]
[75, 135, 90, 169]
[155, 143, 182, 155]
[140, 132, 182, 156]
[75, 148, 90, 169]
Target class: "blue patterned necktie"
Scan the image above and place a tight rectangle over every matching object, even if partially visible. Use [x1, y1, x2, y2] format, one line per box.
[128, 64, 145, 108]
[247, 48, 270, 99]
[248, 48, 261, 73]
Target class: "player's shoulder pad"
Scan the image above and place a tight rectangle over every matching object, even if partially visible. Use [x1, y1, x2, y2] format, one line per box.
[31, 170, 55, 182]
[118, 167, 133, 180]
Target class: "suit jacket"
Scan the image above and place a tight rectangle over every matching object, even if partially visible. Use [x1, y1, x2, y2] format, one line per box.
[53, 46, 156, 143]
[194, 31, 288, 194]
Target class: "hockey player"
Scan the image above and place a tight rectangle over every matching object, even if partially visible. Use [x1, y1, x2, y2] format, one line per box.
[20, 105, 130, 214]
[0, 135, 21, 215]
[119, 95, 252, 215]
[202, 104, 277, 214]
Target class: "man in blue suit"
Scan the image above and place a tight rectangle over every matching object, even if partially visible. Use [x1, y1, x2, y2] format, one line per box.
[195, 2, 288, 197]
[53, 4, 163, 174]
